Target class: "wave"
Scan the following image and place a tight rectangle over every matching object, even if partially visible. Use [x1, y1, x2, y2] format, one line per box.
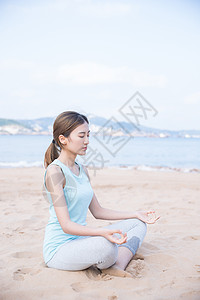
[104, 164, 200, 173]
[0, 161, 199, 173]
[0, 161, 43, 168]
[115, 164, 200, 173]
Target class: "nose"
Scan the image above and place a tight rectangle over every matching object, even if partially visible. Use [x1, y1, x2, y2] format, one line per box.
[84, 136, 89, 145]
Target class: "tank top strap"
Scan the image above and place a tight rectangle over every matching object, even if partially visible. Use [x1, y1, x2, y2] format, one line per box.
[50, 159, 74, 182]
[44, 159, 86, 193]
[51, 159, 83, 179]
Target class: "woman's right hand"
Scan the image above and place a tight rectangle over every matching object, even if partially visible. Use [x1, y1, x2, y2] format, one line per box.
[101, 229, 127, 245]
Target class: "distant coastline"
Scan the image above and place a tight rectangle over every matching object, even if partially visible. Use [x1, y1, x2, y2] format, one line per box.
[0, 116, 200, 138]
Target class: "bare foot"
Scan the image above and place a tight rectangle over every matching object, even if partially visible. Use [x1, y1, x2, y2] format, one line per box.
[100, 266, 133, 278]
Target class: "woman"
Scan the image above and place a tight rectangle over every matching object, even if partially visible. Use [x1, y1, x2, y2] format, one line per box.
[43, 111, 160, 277]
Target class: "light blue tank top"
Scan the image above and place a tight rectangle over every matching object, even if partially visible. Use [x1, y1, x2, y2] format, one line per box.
[43, 158, 94, 264]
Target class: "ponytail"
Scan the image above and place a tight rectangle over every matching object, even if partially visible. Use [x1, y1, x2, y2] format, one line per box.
[44, 141, 60, 169]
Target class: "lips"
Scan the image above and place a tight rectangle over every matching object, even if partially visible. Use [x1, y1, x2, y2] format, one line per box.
[83, 147, 87, 150]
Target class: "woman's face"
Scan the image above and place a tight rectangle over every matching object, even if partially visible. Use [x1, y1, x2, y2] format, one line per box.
[60, 122, 90, 155]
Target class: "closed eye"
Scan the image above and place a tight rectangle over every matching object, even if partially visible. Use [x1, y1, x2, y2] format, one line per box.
[79, 135, 90, 138]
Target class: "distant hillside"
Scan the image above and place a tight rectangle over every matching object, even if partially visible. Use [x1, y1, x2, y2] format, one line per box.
[17, 117, 54, 133]
[0, 116, 200, 138]
[0, 118, 33, 135]
[0, 118, 25, 127]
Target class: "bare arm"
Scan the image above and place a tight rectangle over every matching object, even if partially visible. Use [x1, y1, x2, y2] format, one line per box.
[82, 165, 137, 220]
[45, 165, 127, 244]
[89, 192, 138, 220]
[83, 166, 160, 223]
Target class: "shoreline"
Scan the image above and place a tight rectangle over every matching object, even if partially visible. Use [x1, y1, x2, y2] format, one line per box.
[0, 162, 199, 173]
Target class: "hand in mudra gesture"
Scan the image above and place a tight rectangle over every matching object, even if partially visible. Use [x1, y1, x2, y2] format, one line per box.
[136, 210, 160, 224]
[103, 229, 127, 245]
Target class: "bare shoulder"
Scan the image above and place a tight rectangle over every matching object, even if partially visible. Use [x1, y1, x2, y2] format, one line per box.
[45, 164, 66, 188]
[46, 164, 63, 176]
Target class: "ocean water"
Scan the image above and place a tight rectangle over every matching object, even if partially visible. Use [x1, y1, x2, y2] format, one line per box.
[0, 135, 199, 172]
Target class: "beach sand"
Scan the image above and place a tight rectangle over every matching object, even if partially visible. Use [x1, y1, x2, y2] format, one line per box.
[0, 167, 200, 300]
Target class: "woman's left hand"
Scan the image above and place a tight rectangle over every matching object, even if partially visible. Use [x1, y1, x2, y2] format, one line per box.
[135, 210, 160, 224]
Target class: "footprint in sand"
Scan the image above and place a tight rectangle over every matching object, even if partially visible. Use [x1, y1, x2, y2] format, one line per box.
[84, 266, 112, 281]
[195, 265, 200, 272]
[126, 259, 146, 278]
[84, 266, 101, 280]
[133, 253, 145, 260]
[71, 279, 114, 295]
[71, 282, 87, 293]
[0, 259, 5, 269]
[141, 242, 160, 252]
[12, 251, 40, 258]
[145, 253, 176, 270]
[183, 235, 200, 241]
[2, 233, 12, 238]
[71, 267, 113, 293]
[180, 290, 200, 299]
[108, 295, 118, 300]
[13, 269, 25, 281]
[13, 268, 41, 281]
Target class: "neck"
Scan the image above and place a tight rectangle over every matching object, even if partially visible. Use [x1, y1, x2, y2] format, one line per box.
[58, 151, 77, 168]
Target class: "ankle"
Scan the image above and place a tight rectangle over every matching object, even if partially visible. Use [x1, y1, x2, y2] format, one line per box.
[112, 262, 126, 271]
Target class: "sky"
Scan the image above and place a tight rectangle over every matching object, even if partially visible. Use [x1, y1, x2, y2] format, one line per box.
[0, 0, 200, 130]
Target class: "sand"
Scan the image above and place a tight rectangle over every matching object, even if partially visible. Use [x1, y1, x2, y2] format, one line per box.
[0, 167, 200, 300]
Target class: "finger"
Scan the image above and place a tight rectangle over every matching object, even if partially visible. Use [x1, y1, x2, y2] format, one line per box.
[152, 216, 160, 221]
[112, 238, 123, 244]
[118, 233, 126, 240]
[116, 239, 127, 245]
[113, 229, 122, 234]
[148, 216, 161, 224]
[111, 233, 123, 242]
[118, 232, 126, 239]
[115, 235, 127, 244]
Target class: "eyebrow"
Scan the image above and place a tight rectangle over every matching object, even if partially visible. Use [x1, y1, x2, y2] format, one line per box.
[78, 130, 90, 134]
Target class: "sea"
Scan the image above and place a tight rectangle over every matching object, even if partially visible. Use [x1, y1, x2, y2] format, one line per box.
[0, 135, 199, 172]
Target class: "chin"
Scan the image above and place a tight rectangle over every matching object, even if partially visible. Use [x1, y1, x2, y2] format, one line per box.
[78, 151, 87, 156]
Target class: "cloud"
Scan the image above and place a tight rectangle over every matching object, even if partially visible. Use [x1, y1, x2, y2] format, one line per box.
[0, 59, 167, 88]
[0, 59, 34, 70]
[54, 62, 167, 87]
[184, 92, 200, 104]
[79, 1, 134, 17]
[11, 89, 35, 99]
[6, 0, 135, 18]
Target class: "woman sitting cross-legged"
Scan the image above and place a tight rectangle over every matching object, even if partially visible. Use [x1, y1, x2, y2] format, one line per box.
[43, 111, 160, 277]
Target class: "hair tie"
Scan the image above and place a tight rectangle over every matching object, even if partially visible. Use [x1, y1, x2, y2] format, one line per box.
[52, 139, 55, 144]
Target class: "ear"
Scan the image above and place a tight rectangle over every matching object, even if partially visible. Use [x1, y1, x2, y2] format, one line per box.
[59, 134, 67, 145]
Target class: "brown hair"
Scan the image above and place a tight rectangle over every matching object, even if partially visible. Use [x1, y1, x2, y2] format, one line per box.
[44, 111, 89, 168]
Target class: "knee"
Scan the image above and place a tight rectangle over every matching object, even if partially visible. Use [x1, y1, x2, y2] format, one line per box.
[128, 218, 147, 234]
[138, 218, 147, 229]
[136, 219, 147, 234]
[96, 238, 118, 269]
